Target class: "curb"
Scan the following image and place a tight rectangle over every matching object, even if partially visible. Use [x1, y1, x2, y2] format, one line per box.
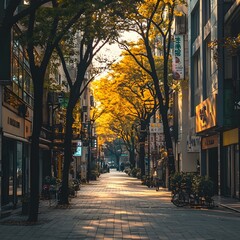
[219, 204, 240, 213]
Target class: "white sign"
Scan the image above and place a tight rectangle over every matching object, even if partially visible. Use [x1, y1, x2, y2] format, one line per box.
[187, 135, 201, 152]
[149, 123, 163, 133]
[172, 35, 184, 80]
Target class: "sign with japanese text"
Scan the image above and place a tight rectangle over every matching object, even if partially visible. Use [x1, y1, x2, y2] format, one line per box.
[202, 135, 218, 150]
[196, 94, 217, 133]
[172, 35, 184, 80]
[187, 135, 201, 152]
[149, 123, 163, 133]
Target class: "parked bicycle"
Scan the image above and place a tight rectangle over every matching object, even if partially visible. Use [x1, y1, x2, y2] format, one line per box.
[170, 172, 215, 209]
[171, 184, 200, 207]
[57, 179, 81, 203]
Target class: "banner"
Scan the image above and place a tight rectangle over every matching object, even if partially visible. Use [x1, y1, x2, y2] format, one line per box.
[172, 35, 184, 80]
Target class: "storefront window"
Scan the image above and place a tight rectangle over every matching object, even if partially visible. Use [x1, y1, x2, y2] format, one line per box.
[17, 142, 23, 197]
[8, 27, 34, 108]
[8, 150, 14, 197]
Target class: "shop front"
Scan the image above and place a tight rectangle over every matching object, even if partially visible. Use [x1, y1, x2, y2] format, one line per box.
[201, 134, 219, 194]
[196, 95, 219, 194]
[221, 128, 240, 199]
[1, 135, 30, 207]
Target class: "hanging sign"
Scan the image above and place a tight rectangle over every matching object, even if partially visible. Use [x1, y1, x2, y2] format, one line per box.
[172, 35, 184, 80]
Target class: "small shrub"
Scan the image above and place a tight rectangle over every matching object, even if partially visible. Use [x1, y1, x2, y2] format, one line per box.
[130, 168, 141, 177]
[170, 172, 185, 192]
[192, 176, 214, 200]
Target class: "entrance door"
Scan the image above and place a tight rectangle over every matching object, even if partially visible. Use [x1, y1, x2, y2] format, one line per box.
[2, 138, 14, 205]
[208, 148, 218, 194]
[226, 145, 240, 198]
[2, 138, 23, 207]
[234, 145, 239, 199]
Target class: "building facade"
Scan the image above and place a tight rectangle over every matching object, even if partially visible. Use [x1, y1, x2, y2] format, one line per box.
[0, 25, 52, 210]
[188, 0, 240, 198]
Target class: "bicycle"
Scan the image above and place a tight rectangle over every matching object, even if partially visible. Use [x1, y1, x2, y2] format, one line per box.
[171, 186, 215, 208]
[171, 172, 215, 208]
[171, 186, 197, 207]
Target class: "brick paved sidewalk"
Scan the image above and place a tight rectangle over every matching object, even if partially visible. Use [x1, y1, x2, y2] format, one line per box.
[0, 170, 239, 240]
[213, 195, 240, 213]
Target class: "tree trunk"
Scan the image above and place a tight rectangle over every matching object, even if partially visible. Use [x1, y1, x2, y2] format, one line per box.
[115, 155, 120, 171]
[28, 74, 44, 222]
[59, 102, 75, 204]
[139, 120, 147, 178]
[161, 106, 175, 189]
[59, 61, 87, 204]
[129, 148, 135, 169]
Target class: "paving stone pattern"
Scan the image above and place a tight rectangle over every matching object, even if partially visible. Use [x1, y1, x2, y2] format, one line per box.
[0, 170, 240, 240]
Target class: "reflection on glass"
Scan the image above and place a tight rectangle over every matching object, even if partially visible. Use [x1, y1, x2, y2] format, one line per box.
[9, 151, 14, 196]
[17, 142, 23, 196]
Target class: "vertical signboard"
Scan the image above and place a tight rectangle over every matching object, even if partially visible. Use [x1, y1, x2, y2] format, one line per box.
[172, 35, 184, 80]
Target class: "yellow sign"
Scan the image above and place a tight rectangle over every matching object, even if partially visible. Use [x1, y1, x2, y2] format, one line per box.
[196, 94, 217, 133]
[202, 135, 218, 150]
[223, 128, 239, 146]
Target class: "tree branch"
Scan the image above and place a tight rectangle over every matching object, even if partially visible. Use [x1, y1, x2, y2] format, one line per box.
[56, 44, 73, 88]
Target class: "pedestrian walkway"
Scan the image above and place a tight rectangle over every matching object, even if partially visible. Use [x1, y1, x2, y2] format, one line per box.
[214, 195, 240, 213]
[0, 170, 240, 240]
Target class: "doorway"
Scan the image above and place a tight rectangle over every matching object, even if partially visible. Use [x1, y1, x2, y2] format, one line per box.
[208, 147, 218, 194]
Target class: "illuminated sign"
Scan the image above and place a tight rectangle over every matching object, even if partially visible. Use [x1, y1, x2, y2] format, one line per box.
[196, 94, 217, 133]
[73, 142, 82, 157]
[202, 135, 218, 150]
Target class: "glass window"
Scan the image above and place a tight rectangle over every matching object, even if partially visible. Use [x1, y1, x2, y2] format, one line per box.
[232, 52, 240, 107]
[205, 35, 212, 95]
[191, 4, 199, 42]
[11, 28, 34, 107]
[12, 57, 19, 83]
[16, 142, 23, 197]
[194, 50, 201, 109]
[203, 0, 211, 26]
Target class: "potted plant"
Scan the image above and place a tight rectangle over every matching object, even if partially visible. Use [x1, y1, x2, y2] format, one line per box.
[192, 176, 214, 204]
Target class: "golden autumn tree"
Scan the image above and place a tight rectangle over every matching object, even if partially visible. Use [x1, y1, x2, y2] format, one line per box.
[93, 50, 158, 175]
[117, 0, 187, 178]
[93, 77, 133, 168]
[56, 0, 143, 204]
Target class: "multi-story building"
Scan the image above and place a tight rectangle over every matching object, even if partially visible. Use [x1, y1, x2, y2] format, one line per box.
[188, 0, 240, 198]
[172, 4, 200, 174]
[0, 24, 52, 210]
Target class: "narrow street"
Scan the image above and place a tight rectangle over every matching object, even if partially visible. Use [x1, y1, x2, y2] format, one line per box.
[0, 170, 240, 240]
